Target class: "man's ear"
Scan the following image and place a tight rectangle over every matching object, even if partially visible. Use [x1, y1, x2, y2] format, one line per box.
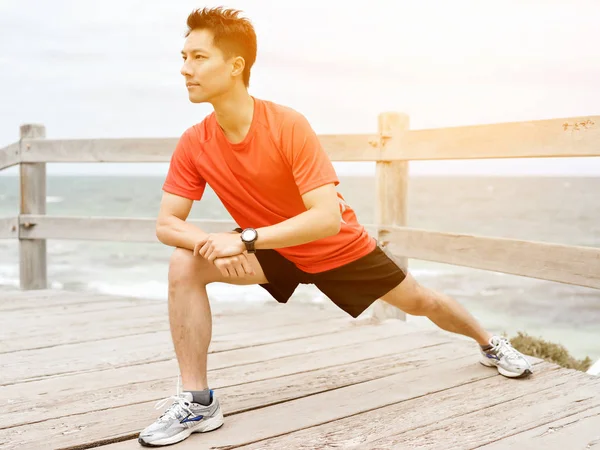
[231, 56, 246, 78]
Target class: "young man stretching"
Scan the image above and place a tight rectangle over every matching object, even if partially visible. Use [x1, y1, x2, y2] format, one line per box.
[138, 7, 532, 447]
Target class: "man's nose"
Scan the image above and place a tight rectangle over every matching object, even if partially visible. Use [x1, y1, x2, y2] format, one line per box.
[180, 61, 192, 77]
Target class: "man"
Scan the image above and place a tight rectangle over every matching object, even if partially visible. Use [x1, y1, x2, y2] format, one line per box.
[138, 6, 532, 447]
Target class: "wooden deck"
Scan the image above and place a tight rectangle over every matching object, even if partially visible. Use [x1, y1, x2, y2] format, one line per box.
[1, 290, 599, 450]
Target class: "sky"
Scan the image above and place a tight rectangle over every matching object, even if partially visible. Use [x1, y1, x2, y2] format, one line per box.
[1, 0, 599, 176]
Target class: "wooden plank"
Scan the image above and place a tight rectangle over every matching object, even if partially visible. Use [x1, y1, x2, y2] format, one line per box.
[20, 137, 180, 163]
[398, 115, 600, 160]
[0, 312, 368, 385]
[478, 405, 600, 450]
[101, 350, 523, 450]
[0, 301, 344, 353]
[19, 134, 378, 163]
[348, 369, 600, 449]
[233, 361, 565, 450]
[0, 216, 18, 239]
[372, 112, 409, 321]
[1, 309, 167, 353]
[15, 216, 378, 244]
[0, 334, 471, 450]
[319, 134, 378, 161]
[0, 142, 20, 170]
[0, 288, 87, 301]
[18, 124, 47, 290]
[18, 215, 237, 241]
[14, 217, 365, 245]
[0, 297, 165, 327]
[0, 323, 440, 431]
[381, 226, 600, 289]
[0, 289, 137, 311]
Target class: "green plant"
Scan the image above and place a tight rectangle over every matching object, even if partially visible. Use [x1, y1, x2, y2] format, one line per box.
[509, 331, 592, 372]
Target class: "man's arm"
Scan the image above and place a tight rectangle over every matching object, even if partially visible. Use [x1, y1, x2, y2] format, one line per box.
[254, 183, 341, 249]
[195, 183, 342, 261]
[251, 110, 343, 249]
[156, 192, 208, 250]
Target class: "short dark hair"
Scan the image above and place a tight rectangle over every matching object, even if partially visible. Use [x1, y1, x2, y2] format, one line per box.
[185, 7, 257, 87]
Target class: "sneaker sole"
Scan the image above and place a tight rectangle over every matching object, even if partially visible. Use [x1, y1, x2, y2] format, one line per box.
[138, 414, 224, 447]
[479, 358, 533, 378]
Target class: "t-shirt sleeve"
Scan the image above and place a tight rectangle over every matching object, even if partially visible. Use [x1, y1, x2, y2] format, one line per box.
[281, 111, 339, 196]
[162, 129, 206, 201]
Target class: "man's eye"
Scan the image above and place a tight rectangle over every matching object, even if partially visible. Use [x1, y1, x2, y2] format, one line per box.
[195, 55, 206, 60]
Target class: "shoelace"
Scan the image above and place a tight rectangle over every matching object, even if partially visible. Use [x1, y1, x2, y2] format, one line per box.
[154, 375, 193, 422]
[490, 337, 522, 362]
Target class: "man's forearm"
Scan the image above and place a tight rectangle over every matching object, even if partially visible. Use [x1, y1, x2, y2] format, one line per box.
[255, 208, 340, 250]
[156, 217, 208, 250]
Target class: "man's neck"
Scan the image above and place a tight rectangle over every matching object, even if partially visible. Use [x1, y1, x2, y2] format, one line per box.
[211, 86, 255, 144]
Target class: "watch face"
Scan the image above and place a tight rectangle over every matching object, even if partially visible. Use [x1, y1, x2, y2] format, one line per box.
[241, 229, 257, 242]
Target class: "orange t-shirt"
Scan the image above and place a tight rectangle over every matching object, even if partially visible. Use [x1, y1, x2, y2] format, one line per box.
[162, 97, 376, 273]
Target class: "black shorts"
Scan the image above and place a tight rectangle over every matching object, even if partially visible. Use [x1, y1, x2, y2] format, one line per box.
[254, 241, 407, 318]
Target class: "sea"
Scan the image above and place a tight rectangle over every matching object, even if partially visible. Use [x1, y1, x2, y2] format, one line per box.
[0, 175, 599, 362]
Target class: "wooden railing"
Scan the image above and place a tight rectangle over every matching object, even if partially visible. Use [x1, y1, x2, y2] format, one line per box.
[1, 113, 599, 320]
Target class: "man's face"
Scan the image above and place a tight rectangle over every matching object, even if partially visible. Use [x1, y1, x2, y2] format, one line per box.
[180, 29, 235, 103]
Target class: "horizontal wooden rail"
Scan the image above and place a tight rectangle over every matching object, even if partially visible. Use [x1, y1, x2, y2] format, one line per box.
[380, 226, 600, 290]
[0, 143, 20, 170]
[399, 115, 600, 160]
[16, 134, 378, 163]
[18, 215, 238, 242]
[0, 217, 18, 239]
[2, 114, 597, 165]
[15, 215, 600, 289]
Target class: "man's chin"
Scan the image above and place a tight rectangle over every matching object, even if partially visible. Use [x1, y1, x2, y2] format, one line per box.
[188, 96, 208, 104]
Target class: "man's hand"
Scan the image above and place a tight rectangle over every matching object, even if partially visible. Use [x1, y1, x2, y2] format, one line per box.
[194, 232, 246, 262]
[213, 254, 255, 278]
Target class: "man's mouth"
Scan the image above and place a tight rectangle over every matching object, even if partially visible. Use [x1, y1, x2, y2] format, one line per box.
[186, 82, 200, 88]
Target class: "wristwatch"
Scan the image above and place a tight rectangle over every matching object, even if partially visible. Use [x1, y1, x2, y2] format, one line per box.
[239, 227, 258, 253]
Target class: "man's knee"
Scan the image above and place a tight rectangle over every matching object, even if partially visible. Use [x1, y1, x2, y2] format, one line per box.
[169, 248, 211, 288]
[406, 287, 439, 316]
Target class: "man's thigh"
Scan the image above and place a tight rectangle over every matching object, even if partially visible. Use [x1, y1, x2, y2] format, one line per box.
[379, 272, 422, 310]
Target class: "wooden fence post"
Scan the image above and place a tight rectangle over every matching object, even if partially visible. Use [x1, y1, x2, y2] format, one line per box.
[19, 124, 47, 290]
[371, 112, 409, 321]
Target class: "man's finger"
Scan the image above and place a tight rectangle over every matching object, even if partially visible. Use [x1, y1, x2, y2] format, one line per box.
[233, 265, 244, 278]
[239, 256, 254, 275]
[200, 242, 211, 258]
[226, 265, 236, 277]
[207, 249, 219, 262]
[194, 238, 208, 256]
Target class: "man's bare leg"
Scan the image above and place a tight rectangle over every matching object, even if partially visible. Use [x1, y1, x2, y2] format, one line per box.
[380, 272, 533, 378]
[381, 273, 491, 345]
[167, 248, 268, 391]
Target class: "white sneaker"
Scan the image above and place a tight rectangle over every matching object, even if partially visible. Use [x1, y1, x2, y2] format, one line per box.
[138, 377, 224, 447]
[480, 336, 533, 378]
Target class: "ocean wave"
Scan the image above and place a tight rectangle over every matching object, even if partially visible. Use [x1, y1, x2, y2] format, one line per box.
[0, 264, 19, 289]
[410, 268, 449, 278]
[85, 279, 334, 304]
[0, 264, 450, 298]
[46, 196, 64, 203]
[87, 280, 168, 300]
